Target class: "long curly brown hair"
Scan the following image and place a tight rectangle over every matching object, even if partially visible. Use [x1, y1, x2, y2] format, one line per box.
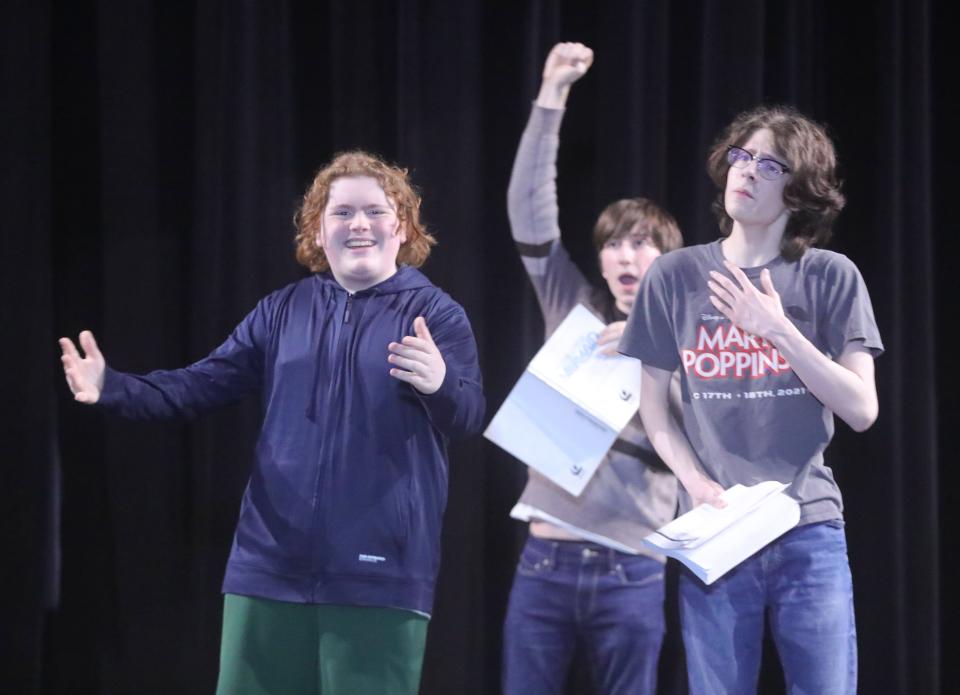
[706, 105, 845, 261]
[294, 150, 436, 272]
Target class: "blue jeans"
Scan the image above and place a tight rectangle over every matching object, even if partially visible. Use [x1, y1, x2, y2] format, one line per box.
[502, 535, 666, 695]
[679, 520, 857, 695]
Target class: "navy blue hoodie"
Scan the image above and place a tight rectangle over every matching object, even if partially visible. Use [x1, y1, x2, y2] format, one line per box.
[98, 267, 485, 615]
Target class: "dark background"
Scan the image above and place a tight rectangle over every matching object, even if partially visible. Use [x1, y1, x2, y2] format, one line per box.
[3, 0, 951, 693]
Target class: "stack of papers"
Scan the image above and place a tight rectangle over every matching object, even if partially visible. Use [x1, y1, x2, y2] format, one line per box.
[643, 481, 801, 584]
[484, 304, 643, 496]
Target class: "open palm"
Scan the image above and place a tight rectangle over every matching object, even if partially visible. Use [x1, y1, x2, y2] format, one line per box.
[59, 330, 106, 403]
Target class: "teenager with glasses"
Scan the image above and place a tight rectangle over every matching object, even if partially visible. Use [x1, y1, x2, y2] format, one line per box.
[502, 42, 683, 695]
[621, 104, 882, 694]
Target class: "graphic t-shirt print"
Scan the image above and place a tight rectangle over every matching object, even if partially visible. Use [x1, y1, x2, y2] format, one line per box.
[680, 311, 809, 403]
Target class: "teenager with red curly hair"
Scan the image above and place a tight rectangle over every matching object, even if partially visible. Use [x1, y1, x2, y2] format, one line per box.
[59, 151, 484, 695]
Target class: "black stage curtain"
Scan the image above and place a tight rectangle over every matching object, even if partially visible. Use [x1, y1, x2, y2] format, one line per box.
[3, 1, 952, 693]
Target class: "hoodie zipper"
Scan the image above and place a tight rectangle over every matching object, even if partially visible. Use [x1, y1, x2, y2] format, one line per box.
[310, 288, 355, 589]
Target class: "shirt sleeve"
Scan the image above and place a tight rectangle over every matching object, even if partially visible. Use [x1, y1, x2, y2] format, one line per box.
[96, 298, 271, 420]
[414, 301, 485, 441]
[619, 257, 681, 371]
[507, 103, 591, 333]
[819, 254, 884, 359]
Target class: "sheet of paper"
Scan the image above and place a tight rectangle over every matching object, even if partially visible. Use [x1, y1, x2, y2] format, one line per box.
[649, 481, 789, 549]
[668, 492, 800, 583]
[527, 304, 643, 430]
[484, 304, 646, 496]
[485, 370, 616, 496]
[642, 481, 801, 584]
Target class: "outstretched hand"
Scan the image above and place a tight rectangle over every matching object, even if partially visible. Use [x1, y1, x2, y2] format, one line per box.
[707, 260, 788, 341]
[388, 317, 447, 395]
[59, 330, 106, 403]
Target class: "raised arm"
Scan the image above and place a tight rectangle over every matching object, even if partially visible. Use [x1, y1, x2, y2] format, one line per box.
[507, 43, 596, 330]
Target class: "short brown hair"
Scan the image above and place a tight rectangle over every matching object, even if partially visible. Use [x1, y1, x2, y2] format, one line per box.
[294, 150, 436, 272]
[592, 197, 682, 254]
[706, 105, 845, 261]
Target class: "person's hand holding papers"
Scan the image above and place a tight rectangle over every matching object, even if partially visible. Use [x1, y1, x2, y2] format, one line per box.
[596, 321, 626, 356]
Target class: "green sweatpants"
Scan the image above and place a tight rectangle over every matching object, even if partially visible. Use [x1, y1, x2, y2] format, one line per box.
[216, 594, 429, 695]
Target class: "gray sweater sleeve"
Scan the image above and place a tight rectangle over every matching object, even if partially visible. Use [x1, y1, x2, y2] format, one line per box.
[507, 104, 593, 335]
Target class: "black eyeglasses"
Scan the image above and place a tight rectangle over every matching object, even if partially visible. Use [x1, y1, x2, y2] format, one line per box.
[726, 146, 791, 181]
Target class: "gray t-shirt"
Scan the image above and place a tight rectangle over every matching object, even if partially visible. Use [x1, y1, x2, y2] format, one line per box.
[621, 239, 883, 523]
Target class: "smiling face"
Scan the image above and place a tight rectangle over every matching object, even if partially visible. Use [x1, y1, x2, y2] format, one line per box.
[599, 228, 662, 314]
[316, 176, 406, 292]
[724, 128, 792, 234]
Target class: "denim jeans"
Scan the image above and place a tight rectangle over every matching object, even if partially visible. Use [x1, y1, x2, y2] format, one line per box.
[502, 535, 666, 695]
[679, 520, 857, 695]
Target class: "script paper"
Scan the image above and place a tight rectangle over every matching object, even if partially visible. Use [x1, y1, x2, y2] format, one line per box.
[643, 481, 800, 584]
[484, 304, 643, 496]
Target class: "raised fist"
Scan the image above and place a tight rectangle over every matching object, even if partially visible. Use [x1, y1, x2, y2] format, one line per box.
[542, 42, 594, 88]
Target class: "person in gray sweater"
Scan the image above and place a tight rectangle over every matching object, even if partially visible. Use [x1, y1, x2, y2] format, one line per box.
[501, 42, 683, 695]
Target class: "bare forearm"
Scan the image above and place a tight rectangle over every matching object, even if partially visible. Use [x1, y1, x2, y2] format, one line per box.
[640, 367, 707, 489]
[708, 262, 878, 432]
[770, 321, 878, 431]
[640, 365, 726, 507]
[641, 400, 702, 488]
